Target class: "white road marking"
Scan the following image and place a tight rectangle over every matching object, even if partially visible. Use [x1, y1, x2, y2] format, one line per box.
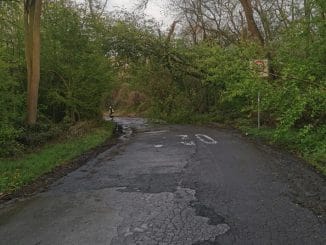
[195, 134, 217, 144]
[177, 135, 196, 146]
[145, 130, 168, 135]
[178, 135, 188, 140]
[154, 145, 163, 148]
[182, 141, 196, 146]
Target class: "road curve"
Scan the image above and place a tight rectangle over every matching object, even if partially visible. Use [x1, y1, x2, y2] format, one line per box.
[0, 117, 325, 245]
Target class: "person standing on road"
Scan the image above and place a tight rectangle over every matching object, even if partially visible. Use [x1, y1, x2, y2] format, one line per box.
[108, 105, 114, 120]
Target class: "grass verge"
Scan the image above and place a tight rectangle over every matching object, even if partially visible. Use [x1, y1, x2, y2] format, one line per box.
[0, 122, 115, 195]
[239, 126, 326, 176]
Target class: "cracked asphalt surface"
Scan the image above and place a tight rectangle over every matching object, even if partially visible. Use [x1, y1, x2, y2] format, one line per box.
[0, 117, 325, 245]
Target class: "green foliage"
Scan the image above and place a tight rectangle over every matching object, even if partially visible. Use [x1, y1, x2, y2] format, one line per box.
[0, 122, 114, 194]
[0, 49, 24, 156]
[19, 122, 64, 147]
[41, 1, 114, 122]
[106, 20, 159, 61]
[0, 1, 116, 157]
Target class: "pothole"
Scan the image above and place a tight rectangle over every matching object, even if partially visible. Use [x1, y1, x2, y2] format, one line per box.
[190, 202, 226, 225]
[111, 187, 230, 245]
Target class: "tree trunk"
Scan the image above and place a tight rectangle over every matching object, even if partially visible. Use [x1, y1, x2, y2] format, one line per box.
[239, 0, 264, 45]
[166, 20, 179, 43]
[197, 0, 207, 40]
[24, 0, 42, 125]
[88, 0, 94, 16]
[304, 0, 312, 53]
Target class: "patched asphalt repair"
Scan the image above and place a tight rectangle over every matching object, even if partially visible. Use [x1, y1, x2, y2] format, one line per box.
[0, 117, 325, 244]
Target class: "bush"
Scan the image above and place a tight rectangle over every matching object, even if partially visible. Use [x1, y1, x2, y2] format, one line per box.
[0, 124, 22, 157]
[0, 50, 24, 157]
[40, 1, 114, 123]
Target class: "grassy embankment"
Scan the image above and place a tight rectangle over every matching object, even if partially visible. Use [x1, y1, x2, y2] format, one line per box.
[239, 126, 326, 176]
[0, 122, 115, 195]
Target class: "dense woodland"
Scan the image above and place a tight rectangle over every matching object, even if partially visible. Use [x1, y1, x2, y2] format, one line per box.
[0, 0, 325, 170]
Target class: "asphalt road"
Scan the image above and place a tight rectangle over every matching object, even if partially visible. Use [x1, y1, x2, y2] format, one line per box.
[0, 117, 325, 245]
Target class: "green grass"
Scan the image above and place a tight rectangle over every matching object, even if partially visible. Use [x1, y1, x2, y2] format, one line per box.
[0, 123, 115, 194]
[240, 126, 326, 176]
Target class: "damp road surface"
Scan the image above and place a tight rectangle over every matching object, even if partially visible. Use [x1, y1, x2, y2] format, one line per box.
[0, 117, 325, 245]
